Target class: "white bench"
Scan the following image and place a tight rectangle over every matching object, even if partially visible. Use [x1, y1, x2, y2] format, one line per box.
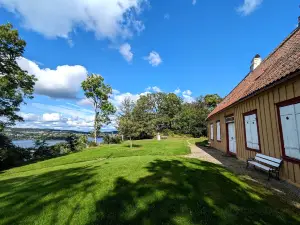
[246, 153, 283, 180]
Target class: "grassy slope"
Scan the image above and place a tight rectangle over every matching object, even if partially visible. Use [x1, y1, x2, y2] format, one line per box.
[0, 138, 299, 225]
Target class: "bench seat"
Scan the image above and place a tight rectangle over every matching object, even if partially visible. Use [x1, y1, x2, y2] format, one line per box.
[248, 161, 272, 171]
[246, 153, 283, 180]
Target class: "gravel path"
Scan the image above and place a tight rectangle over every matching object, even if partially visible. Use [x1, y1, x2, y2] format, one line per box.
[184, 141, 300, 209]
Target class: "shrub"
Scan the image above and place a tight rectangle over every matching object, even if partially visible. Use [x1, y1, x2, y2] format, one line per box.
[0, 133, 31, 169]
[66, 134, 87, 152]
[50, 143, 70, 155]
[88, 141, 98, 147]
[103, 135, 122, 144]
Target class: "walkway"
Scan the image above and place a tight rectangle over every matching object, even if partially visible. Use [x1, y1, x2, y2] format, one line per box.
[185, 141, 300, 209]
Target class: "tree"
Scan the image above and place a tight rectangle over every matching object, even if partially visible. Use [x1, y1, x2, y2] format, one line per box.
[158, 93, 182, 130]
[0, 23, 36, 131]
[81, 74, 116, 144]
[204, 94, 222, 111]
[118, 97, 137, 148]
[132, 94, 156, 139]
[173, 98, 210, 137]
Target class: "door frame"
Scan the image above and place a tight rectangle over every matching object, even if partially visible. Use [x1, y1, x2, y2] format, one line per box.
[226, 121, 237, 156]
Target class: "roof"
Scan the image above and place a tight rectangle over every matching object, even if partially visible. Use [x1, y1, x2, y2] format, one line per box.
[208, 27, 300, 119]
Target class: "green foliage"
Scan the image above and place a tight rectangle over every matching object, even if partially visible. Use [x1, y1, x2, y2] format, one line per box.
[66, 134, 87, 152]
[34, 138, 48, 149]
[204, 94, 223, 111]
[173, 99, 210, 137]
[118, 92, 218, 139]
[88, 141, 98, 147]
[50, 142, 70, 155]
[81, 74, 116, 143]
[33, 138, 52, 158]
[0, 133, 31, 169]
[0, 23, 36, 131]
[118, 97, 138, 147]
[102, 134, 122, 144]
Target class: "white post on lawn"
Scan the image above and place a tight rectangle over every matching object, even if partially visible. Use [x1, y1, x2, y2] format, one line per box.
[157, 133, 161, 141]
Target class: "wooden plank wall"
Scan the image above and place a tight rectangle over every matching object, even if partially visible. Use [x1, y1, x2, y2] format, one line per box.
[209, 76, 300, 185]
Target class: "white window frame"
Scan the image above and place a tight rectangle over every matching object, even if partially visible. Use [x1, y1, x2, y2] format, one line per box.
[278, 100, 300, 161]
[243, 110, 260, 151]
[210, 123, 214, 140]
[216, 121, 221, 141]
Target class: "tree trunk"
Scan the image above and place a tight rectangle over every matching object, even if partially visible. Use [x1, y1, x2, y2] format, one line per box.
[130, 137, 132, 148]
[94, 111, 97, 144]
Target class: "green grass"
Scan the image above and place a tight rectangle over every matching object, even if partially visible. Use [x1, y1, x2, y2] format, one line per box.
[0, 138, 299, 225]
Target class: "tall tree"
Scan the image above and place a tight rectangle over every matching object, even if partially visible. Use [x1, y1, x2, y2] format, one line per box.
[81, 74, 116, 144]
[0, 23, 36, 131]
[118, 97, 137, 148]
[132, 94, 156, 139]
[204, 94, 222, 111]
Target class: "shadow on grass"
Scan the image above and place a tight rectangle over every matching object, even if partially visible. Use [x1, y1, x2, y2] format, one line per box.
[0, 159, 299, 225]
[91, 160, 299, 225]
[124, 144, 142, 148]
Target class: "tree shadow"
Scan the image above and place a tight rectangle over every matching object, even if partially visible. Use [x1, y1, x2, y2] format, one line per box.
[0, 158, 299, 225]
[0, 166, 98, 225]
[124, 144, 142, 148]
[195, 142, 300, 201]
[91, 159, 299, 225]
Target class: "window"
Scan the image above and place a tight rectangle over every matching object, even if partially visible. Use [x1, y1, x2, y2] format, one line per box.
[216, 121, 221, 141]
[210, 123, 214, 140]
[278, 101, 300, 161]
[243, 110, 260, 151]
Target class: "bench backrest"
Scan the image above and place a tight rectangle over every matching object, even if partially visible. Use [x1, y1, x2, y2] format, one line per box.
[255, 154, 282, 168]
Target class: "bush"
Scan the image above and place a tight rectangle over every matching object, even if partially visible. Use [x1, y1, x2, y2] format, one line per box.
[88, 141, 98, 147]
[50, 143, 70, 155]
[66, 134, 87, 152]
[103, 135, 122, 144]
[0, 133, 31, 169]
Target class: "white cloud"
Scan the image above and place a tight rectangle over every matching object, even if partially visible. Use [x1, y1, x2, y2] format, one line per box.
[119, 43, 133, 62]
[164, 13, 170, 20]
[182, 90, 192, 96]
[112, 89, 120, 94]
[182, 90, 195, 103]
[67, 39, 74, 48]
[19, 112, 40, 121]
[192, 0, 197, 5]
[0, 0, 148, 40]
[32, 103, 94, 121]
[174, 88, 181, 95]
[42, 113, 61, 122]
[146, 86, 162, 93]
[77, 98, 94, 107]
[144, 51, 162, 67]
[110, 92, 141, 109]
[17, 57, 87, 99]
[237, 0, 263, 16]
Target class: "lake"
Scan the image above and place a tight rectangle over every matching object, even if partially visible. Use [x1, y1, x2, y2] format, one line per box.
[13, 137, 103, 149]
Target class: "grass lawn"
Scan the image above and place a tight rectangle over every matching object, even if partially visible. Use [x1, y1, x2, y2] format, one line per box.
[0, 138, 299, 225]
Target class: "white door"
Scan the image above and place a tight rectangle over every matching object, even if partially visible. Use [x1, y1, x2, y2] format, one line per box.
[228, 123, 236, 154]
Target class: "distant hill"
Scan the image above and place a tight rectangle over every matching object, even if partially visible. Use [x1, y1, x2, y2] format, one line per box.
[5, 127, 89, 134]
[4, 127, 118, 140]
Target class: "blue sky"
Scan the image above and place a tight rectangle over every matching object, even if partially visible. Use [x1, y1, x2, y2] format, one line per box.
[0, 0, 298, 131]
